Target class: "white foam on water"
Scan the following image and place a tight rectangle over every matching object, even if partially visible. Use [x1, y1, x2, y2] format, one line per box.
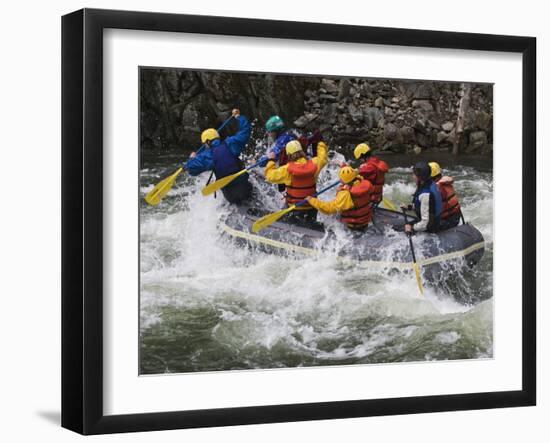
[139, 163, 494, 372]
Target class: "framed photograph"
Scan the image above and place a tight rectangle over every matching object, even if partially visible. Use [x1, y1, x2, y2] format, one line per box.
[62, 8, 536, 435]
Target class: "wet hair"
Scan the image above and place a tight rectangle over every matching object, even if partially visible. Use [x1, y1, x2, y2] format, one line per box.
[359, 150, 373, 159]
[288, 151, 306, 162]
[412, 161, 431, 181]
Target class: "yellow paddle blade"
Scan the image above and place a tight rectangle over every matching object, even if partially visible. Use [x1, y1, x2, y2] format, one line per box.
[251, 206, 296, 234]
[382, 197, 397, 211]
[144, 168, 183, 206]
[201, 169, 247, 196]
[413, 262, 424, 295]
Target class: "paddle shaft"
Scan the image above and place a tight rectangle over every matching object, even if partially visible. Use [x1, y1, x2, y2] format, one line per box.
[157, 116, 235, 180]
[402, 209, 418, 263]
[194, 115, 235, 157]
[294, 180, 341, 207]
[245, 159, 265, 171]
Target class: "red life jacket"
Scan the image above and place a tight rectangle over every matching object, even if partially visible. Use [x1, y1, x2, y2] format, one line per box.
[286, 160, 317, 210]
[358, 156, 389, 203]
[340, 178, 374, 228]
[435, 176, 461, 220]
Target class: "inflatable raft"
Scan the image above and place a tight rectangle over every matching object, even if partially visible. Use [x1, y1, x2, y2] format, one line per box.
[219, 206, 485, 279]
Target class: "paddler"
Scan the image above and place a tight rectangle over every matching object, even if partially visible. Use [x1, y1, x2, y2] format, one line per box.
[353, 143, 389, 205]
[401, 161, 443, 233]
[185, 108, 252, 205]
[259, 115, 295, 166]
[264, 137, 328, 222]
[429, 161, 463, 230]
[306, 166, 374, 230]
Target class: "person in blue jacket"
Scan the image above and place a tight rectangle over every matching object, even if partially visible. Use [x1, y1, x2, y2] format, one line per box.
[402, 161, 443, 233]
[185, 108, 252, 205]
[262, 115, 297, 168]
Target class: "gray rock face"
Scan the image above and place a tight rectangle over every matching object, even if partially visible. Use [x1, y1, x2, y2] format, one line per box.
[400, 82, 436, 100]
[374, 96, 385, 108]
[442, 121, 454, 132]
[321, 78, 339, 94]
[294, 113, 319, 128]
[472, 110, 492, 131]
[384, 122, 398, 141]
[319, 94, 337, 101]
[399, 126, 416, 143]
[412, 99, 434, 112]
[140, 69, 319, 150]
[348, 103, 363, 122]
[437, 131, 449, 144]
[337, 79, 351, 99]
[364, 107, 383, 129]
[467, 131, 488, 152]
[416, 131, 436, 148]
[140, 69, 493, 156]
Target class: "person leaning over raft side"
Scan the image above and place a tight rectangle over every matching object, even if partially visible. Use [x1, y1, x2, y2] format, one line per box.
[429, 161, 463, 230]
[353, 143, 389, 204]
[184, 109, 252, 205]
[307, 166, 374, 231]
[264, 138, 328, 222]
[402, 161, 443, 234]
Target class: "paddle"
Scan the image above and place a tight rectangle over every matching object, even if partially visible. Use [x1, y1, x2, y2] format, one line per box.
[401, 208, 424, 295]
[382, 197, 397, 211]
[251, 180, 340, 234]
[144, 167, 184, 206]
[201, 158, 264, 196]
[144, 115, 235, 206]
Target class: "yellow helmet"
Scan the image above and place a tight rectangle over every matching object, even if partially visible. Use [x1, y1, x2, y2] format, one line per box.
[201, 128, 220, 144]
[285, 140, 303, 155]
[338, 166, 358, 184]
[429, 161, 441, 178]
[354, 143, 371, 159]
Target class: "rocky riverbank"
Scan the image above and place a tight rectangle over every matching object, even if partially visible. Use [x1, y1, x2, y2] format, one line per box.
[140, 69, 492, 157]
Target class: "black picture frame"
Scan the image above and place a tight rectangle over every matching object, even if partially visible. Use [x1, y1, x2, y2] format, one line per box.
[62, 8, 536, 435]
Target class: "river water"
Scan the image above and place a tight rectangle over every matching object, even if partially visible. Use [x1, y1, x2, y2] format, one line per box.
[139, 152, 493, 374]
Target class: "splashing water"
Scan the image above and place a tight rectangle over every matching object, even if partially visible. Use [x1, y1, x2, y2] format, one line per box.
[139, 154, 493, 374]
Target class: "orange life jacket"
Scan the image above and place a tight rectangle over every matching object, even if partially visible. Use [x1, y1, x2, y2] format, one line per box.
[358, 156, 389, 203]
[286, 160, 317, 210]
[340, 178, 374, 228]
[435, 176, 461, 220]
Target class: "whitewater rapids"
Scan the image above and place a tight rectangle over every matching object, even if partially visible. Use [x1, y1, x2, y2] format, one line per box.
[139, 156, 493, 374]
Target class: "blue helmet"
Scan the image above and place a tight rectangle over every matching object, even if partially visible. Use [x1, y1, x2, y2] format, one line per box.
[265, 115, 285, 132]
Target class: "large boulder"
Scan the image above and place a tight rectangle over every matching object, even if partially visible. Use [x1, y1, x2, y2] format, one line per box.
[467, 130, 488, 152]
[337, 79, 351, 99]
[364, 107, 383, 129]
[321, 78, 339, 94]
[374, 96, 385, 108]
[412, 99, 434, 112]
[416, 130, 436, 148]
[398, 126, 416, 143]
[399, 81, 436, 100]
[348, 103, 364, 122]
[471, 110, 492, 131]
[384, 122, 398, 141]
[441, 121, 454, 132]
[294, 113, 319, 128]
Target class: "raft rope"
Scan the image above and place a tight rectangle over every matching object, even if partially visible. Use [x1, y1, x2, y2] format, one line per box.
[218, 221, 485, 270]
